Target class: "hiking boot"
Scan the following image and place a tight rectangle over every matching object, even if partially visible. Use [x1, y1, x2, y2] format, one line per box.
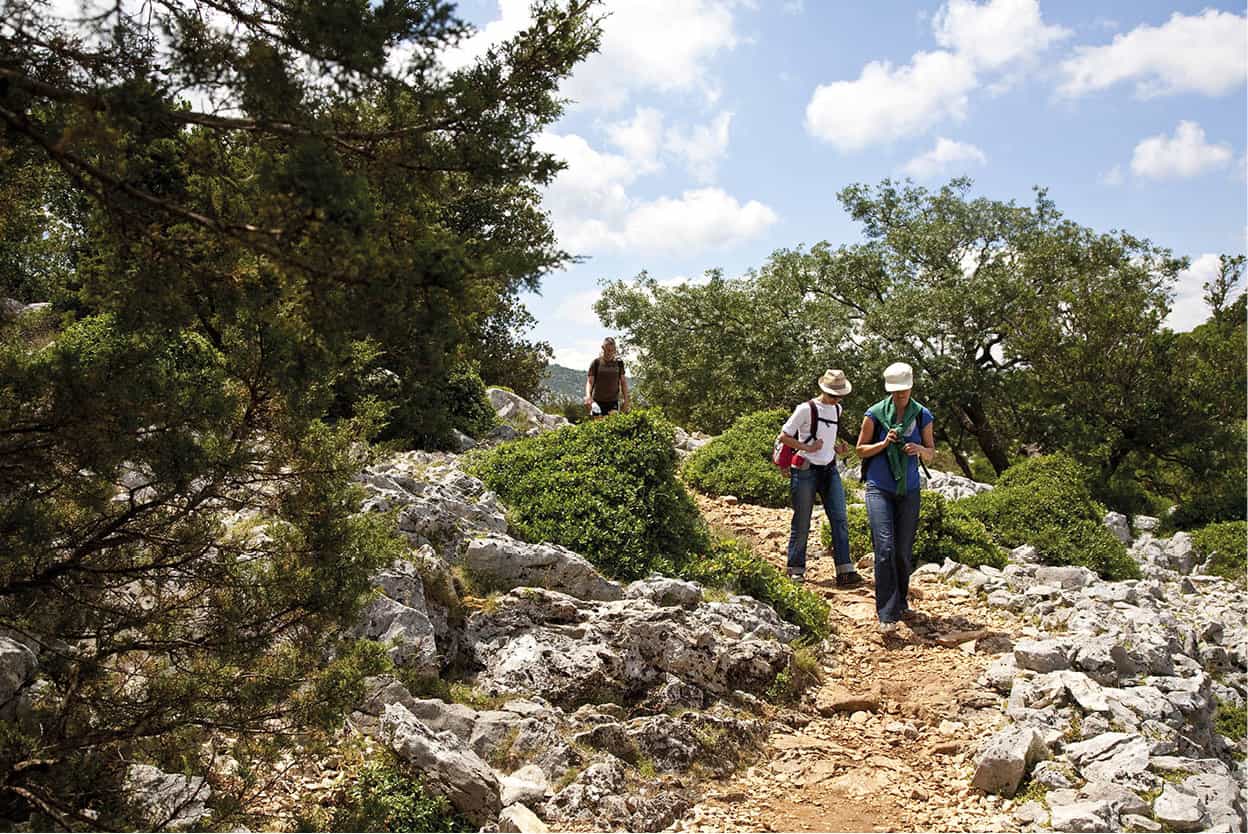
[787, 571, 805, 584]
[878, 621, 898, 634]
[901, 609, 921, 622]
[836, 572, 864, 588]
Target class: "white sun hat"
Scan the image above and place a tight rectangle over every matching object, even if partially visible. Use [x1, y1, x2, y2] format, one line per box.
[883, 362, 913, 392]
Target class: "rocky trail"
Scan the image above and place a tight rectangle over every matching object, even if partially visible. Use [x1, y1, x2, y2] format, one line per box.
[684, 494, 1032, 833]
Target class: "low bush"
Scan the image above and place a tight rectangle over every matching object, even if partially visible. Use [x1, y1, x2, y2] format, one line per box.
[682, 409, 791, 507]
[328, 754, 465, 832]
[823, 490, 1006, 570]
[683, 538, 830, 640]
[466, 410, 709, 580]
[765, 644, 822, 704]
[1191, 521, 1247, 584]
[1214, 698, 1247, 744]
[955, 454, 1139, 580]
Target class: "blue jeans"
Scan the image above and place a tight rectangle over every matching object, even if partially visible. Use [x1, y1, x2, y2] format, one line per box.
[865, 484, 921, 623]
[787, 464, 854, 575]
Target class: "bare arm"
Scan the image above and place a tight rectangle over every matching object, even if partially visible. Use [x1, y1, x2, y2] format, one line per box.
[856, 415, 898, 459]
[584, 370, 594, 407]
[903, 421, 937, 463]
[620, 374, 629, 410]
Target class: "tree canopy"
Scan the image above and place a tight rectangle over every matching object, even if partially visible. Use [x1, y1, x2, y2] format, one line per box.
[598, 179, 1244, 515]
[0, 0, 599, 826]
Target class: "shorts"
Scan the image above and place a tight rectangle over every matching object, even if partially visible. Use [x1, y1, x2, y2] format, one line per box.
[594, 399, 619, 415]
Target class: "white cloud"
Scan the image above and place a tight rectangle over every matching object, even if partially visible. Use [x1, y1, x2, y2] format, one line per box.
[1058, 10, 1248, 99]
[901, 137, 987, 179]
[1166, 253, 1222, 332]
[932, 0, 1070, 71]
[1129, 121, 1234, 180]
[551, 341, 606, 373]
[553, 289, 604, 326]
[622, 189, 777, 254]
[1098, 164, 1124, 186]
[561, 0, 743, 110]
[782, 0, 804, 13]
[664, 111, 733, 182]
[537, 131, 776, 255]
[806, 0, 1067, 150]
[805, 51, 977, 151]
[436, 0, 534, 73]
[605, 107, 666, 171]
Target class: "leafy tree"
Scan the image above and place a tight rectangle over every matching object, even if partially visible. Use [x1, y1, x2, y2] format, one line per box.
[595, 269, 861, 434]
[0, 0, 599, 826]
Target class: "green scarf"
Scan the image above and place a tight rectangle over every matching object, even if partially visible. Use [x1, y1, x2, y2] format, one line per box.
[870, 395, 923, 494]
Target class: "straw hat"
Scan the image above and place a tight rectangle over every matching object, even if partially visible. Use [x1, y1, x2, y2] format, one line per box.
[818, 369, 852, 396]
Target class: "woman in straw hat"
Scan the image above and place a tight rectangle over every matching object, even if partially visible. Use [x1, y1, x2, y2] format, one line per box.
[855, 362, 935, 634]
[777, 370, 864, 586]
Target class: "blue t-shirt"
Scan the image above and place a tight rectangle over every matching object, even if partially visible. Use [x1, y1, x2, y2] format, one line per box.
[864, 406, 934, 494]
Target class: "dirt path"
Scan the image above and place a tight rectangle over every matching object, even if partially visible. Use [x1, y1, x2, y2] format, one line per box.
[682, 494, 1028, 833]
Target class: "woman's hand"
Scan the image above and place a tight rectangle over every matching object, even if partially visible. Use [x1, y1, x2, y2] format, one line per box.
[903, 442, 927, 459]
[584, 396, 592, 411]
[885, 429, 899, 444]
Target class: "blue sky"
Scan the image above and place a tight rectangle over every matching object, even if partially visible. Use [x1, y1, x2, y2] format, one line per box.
[448, 0, 1247, 371]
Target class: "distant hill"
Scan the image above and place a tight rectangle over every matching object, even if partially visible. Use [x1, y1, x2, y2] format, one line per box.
[540, 364, 585, 403]
[539, 363, 635, 404]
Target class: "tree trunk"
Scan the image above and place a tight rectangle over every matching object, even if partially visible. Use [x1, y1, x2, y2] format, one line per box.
[952, 399, 1011, 475]
[935, 424, 975, 479]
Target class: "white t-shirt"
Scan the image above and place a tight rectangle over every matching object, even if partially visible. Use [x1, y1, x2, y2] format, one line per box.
[782, 400, 842, 466]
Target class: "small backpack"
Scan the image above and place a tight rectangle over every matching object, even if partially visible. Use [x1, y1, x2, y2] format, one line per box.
[772, 401, 819, 477]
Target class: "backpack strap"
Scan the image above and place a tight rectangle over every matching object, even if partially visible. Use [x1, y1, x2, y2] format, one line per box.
[806, 400, 818, 443]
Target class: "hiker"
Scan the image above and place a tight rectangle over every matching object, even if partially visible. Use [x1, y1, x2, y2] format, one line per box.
[855, 362, 935, 634]
[777, 370, 864, 587]
[585, 337, 628, 418]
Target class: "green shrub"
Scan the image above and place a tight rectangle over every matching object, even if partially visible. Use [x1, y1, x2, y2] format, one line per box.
[545, 394, 589, 425]
[1192, 521, 1247, 584]
[328, 754, 464, 832]
[682, 409, 791, 507]
[683, 538, 830, 640]
[466, 410, 709, 580]
[765, 644, 822, 704]
[823, 490, 1005, 570]
[956, 454, 1139, 580]
[1214, 698, 1247, 743]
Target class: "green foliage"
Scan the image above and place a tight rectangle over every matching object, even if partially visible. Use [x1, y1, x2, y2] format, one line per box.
[0, 0, 601, 823]
[823, 491, 1005, 569]
[683, 538, 830, 640]
[956, 454, 1140, 580]
[328, 755, 465, 832]
[1191, 522, 1247, 584]
[1214, 699, 1247, 743]
[765, 644, 823, 704]
[595, 269, 861, 434]
[682, 409, 791, 507]
[467, 411, 709, 580]
[545, 394, 591, 425]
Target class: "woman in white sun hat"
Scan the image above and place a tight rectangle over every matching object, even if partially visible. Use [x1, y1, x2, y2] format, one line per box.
[855, 362, 935, 635]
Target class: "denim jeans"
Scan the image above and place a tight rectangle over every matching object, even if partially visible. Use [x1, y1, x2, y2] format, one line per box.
[787, 464, 854, 575]
[865, 484, 921, 623]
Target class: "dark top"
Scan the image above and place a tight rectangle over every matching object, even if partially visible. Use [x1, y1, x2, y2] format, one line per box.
[589, 357, 625, 401]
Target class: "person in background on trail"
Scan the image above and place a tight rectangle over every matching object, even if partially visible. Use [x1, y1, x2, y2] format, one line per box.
[855, 362, 935, 635]
[778, 370, 864, 587]
[585, 337, 629, 418]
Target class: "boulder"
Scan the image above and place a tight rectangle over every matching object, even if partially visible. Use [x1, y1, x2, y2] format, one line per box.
[500, 765, 549, 807]
[466, 588, 792, 707]
[351, 594, 438, 674]
[542, 758, 627, 825]
[487, 388, 568, 434]
[498, 803, 548, 833]
[380, 703, 501, 825]
[1162, 533, 1198, 575]
[983, 654, 1018, 694]
[1035, 565, 1097, 590]
[1064, 733, 1150, 787]
[0, 637, 37, 721]
[463, 535, 623, 601]
[1031, 760, 1076, 789]
[971, 726, 1049, 797]
[1103, 512, 1133, 545]
[625, 576, 703, 609]
[1014, 639, 1072, 673]
[1151, 783, 1205, 832]
[124, 764, 212, 831]
[1047, 799, 1115, 833]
